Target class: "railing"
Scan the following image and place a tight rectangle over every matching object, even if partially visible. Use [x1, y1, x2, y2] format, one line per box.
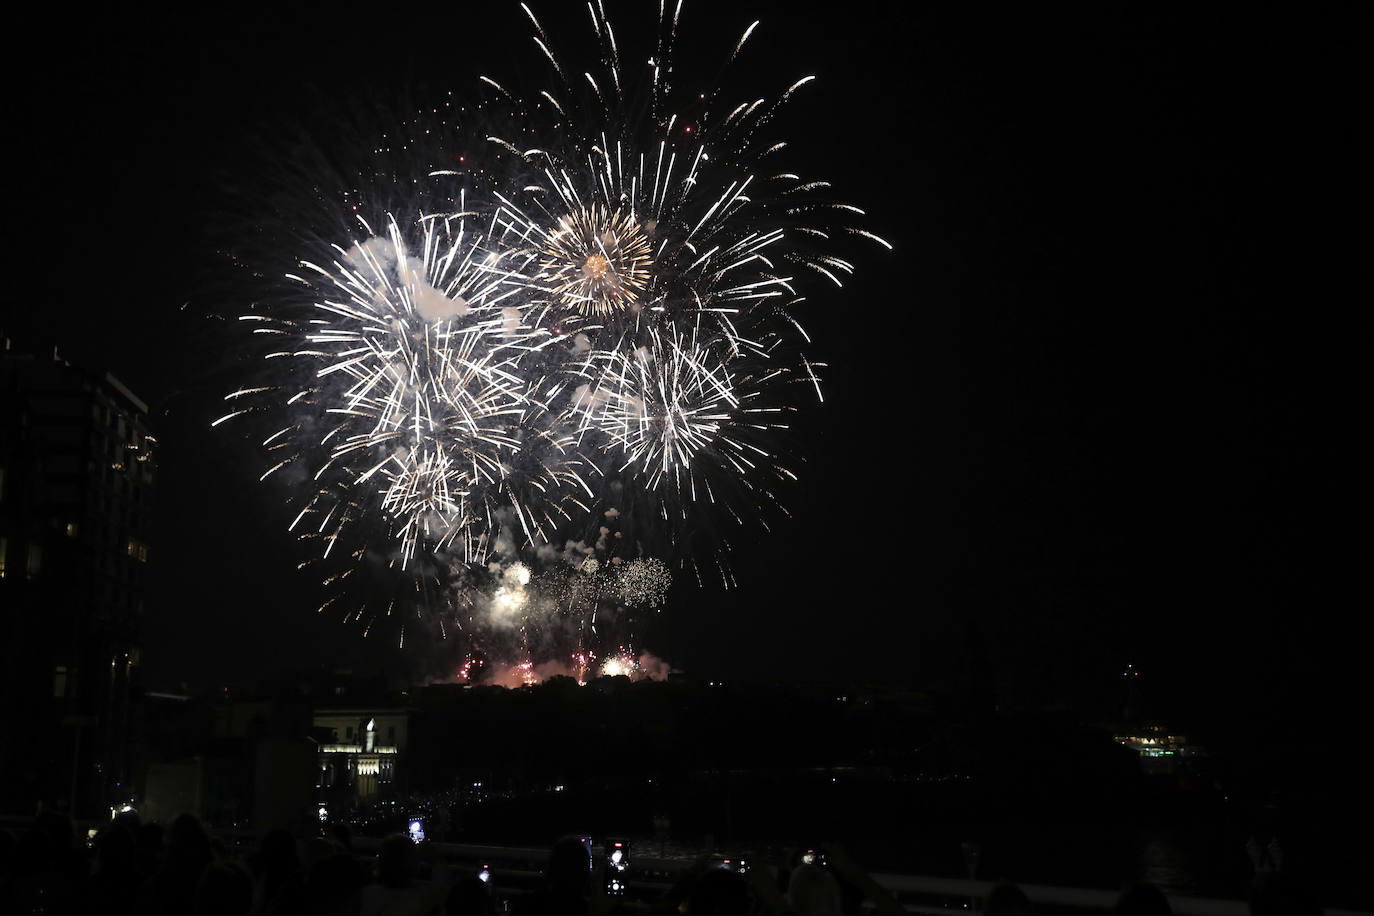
[335, 841, 1372, 916]
[869, 874, 1368, 916]
[3, 818, 1367, 916]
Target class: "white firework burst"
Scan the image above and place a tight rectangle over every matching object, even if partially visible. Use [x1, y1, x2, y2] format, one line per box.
[223, 0, 888, 657]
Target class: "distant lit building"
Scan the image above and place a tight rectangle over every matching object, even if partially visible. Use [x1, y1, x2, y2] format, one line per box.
[0, 343, 155, 815]
[313, 708, 407, 806]
[1113, 723, 1201, 775]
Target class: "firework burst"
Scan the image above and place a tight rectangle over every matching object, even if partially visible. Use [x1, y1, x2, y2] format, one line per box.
[222, 1, 887, 668]
[535, 203, 653, 316]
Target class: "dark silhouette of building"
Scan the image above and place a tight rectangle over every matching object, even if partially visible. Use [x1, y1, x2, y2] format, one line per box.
[1, 341, 155, 816]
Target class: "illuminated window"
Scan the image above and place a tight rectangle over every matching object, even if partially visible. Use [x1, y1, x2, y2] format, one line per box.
[66, 522, 79, 538]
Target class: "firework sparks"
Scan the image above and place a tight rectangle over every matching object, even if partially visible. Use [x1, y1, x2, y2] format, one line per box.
[600, 648, 639, 679]
[535, 203, 653, 315]
[616, 557, 672, 608]
[223, 1, 886, 668]
[569, 324, 739, 485]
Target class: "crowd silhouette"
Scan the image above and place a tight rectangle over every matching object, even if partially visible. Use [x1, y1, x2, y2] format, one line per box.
[0, 810, 1327, 916]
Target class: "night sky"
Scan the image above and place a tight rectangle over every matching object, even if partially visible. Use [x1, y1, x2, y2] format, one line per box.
[9, 5, 1353, 744]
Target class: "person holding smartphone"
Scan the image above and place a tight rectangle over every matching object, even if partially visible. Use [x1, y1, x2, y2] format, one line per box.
[513, 835, 597, 916]
[447, 874, 498, 916]
[359, 833, 447, 916]
[811, 844, 905, 916]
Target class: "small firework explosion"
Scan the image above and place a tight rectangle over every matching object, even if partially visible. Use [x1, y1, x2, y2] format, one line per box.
[536, 205, 653, 316]
[570, 650, 595, 684]
[514, 659, 538, 686]
[457, 653, 485, 683]
[616, 557, 672, 608]
[490, 562, 531, 622]
[600, 648, 640, 679]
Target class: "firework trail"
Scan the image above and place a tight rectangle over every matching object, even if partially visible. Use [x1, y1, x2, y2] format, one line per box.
[222, 1, 887, 674]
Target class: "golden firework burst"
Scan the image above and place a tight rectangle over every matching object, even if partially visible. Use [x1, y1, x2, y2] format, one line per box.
[539, 205, 652, 315]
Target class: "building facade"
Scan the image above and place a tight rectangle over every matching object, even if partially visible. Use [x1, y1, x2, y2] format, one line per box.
[1, 344, 155, 815]
[313, 708, 407, 807]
